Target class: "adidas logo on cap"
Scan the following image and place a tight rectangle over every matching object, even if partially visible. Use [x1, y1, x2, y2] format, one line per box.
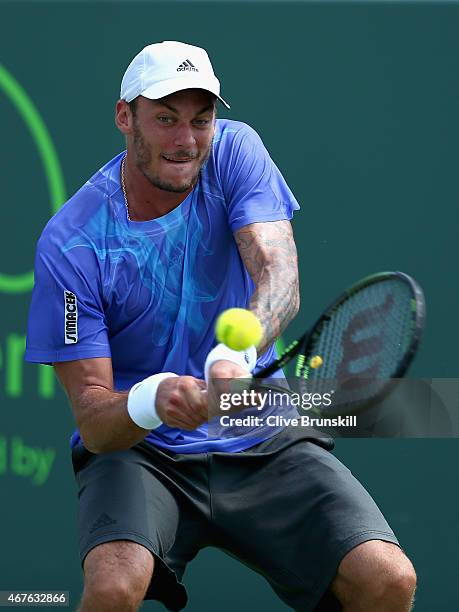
[177, 59, 199, 72]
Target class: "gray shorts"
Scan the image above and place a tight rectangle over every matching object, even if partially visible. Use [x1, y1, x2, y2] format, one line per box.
[71, 427, 399, 611]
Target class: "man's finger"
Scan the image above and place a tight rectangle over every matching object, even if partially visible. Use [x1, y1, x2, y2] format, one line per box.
[165, 407, 204, 431]
[181, 380, 209, 421]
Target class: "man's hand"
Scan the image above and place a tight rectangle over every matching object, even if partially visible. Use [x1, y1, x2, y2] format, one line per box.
[209, 360, 250, 380]
[155, 376, 208, 431]
[207, 360, 254, 418]
[155, 364, 254, 431]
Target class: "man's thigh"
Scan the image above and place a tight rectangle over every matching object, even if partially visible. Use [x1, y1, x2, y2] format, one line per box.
[209, 429, 399, 612]
[81, 540, 154, 609]
[72, 443, 203, 610]
[330, 539, 416, 608]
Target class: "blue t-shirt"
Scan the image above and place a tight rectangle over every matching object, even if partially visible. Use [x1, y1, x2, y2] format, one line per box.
[25, 119, 300, 453]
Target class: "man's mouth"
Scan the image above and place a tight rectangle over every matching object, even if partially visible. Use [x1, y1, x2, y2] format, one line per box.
[162, 155, 196, 164]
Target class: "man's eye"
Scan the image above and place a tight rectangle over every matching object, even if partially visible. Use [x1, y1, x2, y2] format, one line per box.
[194, 119, 210, 126]
[158, 116, 173, 123]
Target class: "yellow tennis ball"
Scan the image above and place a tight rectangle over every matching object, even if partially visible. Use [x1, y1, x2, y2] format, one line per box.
[215, 308, 263, 351]
[309, 355, 323, 369]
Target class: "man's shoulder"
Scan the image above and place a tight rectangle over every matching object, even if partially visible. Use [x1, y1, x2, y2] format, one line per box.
[38, 152, 124, 248]
[214, 118, 261, 145]
[210, 119, 266, 175]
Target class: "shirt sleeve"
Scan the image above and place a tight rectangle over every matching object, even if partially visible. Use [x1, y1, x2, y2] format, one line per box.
[219, 123, 300, 231]
[25, 229, 111, 365]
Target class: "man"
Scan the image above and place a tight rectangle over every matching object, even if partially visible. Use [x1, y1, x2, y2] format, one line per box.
[26, 41, 416, 611]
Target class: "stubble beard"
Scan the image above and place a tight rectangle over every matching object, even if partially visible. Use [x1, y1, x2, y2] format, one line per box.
[132, 122, 212, 194]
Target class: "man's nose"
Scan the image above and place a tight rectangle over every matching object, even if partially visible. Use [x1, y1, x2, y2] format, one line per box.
[173, 123, 196, 148]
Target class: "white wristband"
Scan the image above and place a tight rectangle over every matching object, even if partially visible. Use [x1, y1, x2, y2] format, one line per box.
[127, 372, 178, 430]
[204, 343, 257, 383]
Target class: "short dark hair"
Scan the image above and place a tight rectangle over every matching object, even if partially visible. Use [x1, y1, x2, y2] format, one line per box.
[128, 98, 138, 117]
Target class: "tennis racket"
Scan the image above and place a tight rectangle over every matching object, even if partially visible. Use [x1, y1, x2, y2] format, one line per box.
[252, 271, 426, 417]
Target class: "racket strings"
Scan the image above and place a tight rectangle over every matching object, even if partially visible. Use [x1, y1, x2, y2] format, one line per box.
[303, 279, 415, 381]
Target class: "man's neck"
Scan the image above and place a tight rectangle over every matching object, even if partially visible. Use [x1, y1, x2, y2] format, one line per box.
[122, 156, 194, 222]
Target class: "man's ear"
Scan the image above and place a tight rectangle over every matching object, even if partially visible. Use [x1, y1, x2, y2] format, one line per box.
[115, 99, 134, 135]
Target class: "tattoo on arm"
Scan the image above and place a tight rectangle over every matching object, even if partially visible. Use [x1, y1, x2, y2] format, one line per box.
[234, 220, 300, 353]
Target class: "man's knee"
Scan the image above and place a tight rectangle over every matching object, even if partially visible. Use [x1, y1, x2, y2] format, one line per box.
[83, 579, 137, 612]
[331, 540, 416, 607]
[374, 558, 417, 604]
[80, 540, 155, 612]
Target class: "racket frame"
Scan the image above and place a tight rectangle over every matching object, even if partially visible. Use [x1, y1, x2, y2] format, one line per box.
[254, 270, 426, 381]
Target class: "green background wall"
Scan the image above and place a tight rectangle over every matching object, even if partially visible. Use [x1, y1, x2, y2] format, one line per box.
[1, 1, 458, 610]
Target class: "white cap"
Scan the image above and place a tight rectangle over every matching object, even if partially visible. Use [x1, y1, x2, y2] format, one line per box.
[120, 41, 230, 109]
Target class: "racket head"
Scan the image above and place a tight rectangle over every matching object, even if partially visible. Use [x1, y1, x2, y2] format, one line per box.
[255, 271, 426, 416]
[301, 271, 424, 377]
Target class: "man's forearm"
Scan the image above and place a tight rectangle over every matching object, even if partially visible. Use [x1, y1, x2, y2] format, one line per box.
[249, 264, 299, 353]
[235, 220, 300, 354]
[75, 387, 148, 454]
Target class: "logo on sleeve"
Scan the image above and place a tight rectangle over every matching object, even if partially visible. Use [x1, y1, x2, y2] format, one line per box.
[64, 290, 78, 344]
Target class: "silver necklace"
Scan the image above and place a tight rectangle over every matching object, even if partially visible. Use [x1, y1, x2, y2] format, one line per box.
[120, 154, 131, 221]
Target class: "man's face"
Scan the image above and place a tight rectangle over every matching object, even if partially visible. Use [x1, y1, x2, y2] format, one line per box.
[130, 89, 216, 193]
